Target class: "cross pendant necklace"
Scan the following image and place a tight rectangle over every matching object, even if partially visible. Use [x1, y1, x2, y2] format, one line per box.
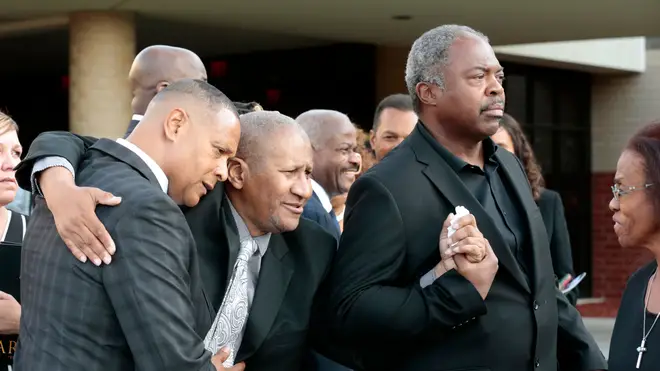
[636, 338, 647, 369]
[637, 269, 660, 369]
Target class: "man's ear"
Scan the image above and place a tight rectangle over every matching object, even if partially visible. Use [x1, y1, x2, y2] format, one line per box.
[369, 129, 376, 148]
[155, 81, 169, 93]
[227, 157, 248, 189]
[163, 108, 188, 141]
[416, 82, 440, 107]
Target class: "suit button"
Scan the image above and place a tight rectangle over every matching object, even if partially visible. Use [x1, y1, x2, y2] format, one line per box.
[534, 357, 540, 368]
[533, 300, 539, 310]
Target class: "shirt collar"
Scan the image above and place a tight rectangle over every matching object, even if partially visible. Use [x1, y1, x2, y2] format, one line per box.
[417, 122, 499, 173]
[227, 197, 270, 258]
[311, 179, 333, 213]
[132, 114, 144, 122]
[115, 138, 168, 193]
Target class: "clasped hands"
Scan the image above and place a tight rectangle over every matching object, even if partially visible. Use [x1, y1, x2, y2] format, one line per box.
[439, 212, 488, 267]
[434, 212, 499, 299]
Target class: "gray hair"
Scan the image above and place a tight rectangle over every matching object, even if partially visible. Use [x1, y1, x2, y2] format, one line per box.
[296, 109, 351, 149]
[405, 24, 489, 113]
[238, 111, 309, 166]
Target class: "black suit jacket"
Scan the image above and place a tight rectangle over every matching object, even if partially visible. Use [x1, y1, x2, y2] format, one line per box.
[322, 125, 606, 371]
[15, 139, 214, 371]
[15, 131, 339, 371]
[185, 187, 337, 370]
[537, 189, 578, 305]
[302, 192, 341, 240]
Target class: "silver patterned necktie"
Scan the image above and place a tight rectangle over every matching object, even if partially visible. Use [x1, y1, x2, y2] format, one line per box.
[204, 238, 258, 367]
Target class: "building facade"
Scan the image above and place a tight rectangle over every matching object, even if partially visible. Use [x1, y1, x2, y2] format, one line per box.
[2, 7, 660, 316]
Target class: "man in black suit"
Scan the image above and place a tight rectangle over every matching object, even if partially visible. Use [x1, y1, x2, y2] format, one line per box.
[320, 25, 607, 371]
[296, 110, 361, 240]
[14, 111, 338, 371]
[15, 79, 242, 371]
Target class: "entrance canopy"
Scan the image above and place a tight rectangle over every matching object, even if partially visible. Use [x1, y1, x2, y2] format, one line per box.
[2, 0, 658, 46]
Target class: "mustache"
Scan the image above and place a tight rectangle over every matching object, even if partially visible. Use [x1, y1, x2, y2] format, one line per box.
[480, 100, 505, 112]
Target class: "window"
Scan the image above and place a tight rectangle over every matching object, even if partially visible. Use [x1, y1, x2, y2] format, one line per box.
[501, 62, 592, 296]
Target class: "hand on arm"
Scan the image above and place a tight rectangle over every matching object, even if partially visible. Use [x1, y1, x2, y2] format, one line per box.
[16, 130, 120, 265]
[38, 166, 121, 266]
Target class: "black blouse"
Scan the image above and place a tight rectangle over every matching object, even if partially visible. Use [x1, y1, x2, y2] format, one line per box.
[609, 261, 660, 371]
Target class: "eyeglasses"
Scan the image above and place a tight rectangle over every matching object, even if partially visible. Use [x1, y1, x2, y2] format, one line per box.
[611, 183, 654, 201]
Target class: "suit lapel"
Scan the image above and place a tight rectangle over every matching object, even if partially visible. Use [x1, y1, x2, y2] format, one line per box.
[220, 196, 241, 284]
[409, 127, 531, 293]
[495, 151, 553, 294]
[90, 139, 162, 189]
[236, 233, 295, 362]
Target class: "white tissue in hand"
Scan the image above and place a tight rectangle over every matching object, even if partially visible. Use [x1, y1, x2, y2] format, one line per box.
[447, 206, 470, 238]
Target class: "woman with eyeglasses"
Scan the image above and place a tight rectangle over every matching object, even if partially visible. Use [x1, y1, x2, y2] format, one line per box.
[608, 121, 660, 371]
[0, 112, 27, 371]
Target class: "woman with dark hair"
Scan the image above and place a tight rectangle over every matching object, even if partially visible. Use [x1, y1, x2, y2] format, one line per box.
[608, 121, 660, 371]
[491, 113, 578, 305]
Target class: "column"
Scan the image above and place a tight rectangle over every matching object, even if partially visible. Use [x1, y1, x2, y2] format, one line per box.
[69, 11, 135, 138]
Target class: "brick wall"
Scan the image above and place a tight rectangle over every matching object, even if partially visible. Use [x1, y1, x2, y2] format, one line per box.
[581, 48, 660, 317]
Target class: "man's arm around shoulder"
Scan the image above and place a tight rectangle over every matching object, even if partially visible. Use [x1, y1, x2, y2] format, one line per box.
[102, 194, 215, 371]
[16, 131, 98, 191]
[326, 174, 486, 344]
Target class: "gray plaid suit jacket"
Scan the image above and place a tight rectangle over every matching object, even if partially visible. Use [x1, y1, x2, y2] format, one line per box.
[15, 139, 216, 371]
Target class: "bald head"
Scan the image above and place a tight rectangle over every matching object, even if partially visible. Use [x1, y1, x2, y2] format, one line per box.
[296, 109, 354, 149]
[238, 111, 309, 168]
[129, 45, 207, 115]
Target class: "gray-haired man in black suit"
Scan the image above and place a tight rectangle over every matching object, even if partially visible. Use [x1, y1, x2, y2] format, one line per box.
[15, 79, 242, 371]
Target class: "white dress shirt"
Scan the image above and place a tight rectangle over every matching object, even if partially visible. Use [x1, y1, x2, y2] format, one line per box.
[311, 179, 333, 213]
